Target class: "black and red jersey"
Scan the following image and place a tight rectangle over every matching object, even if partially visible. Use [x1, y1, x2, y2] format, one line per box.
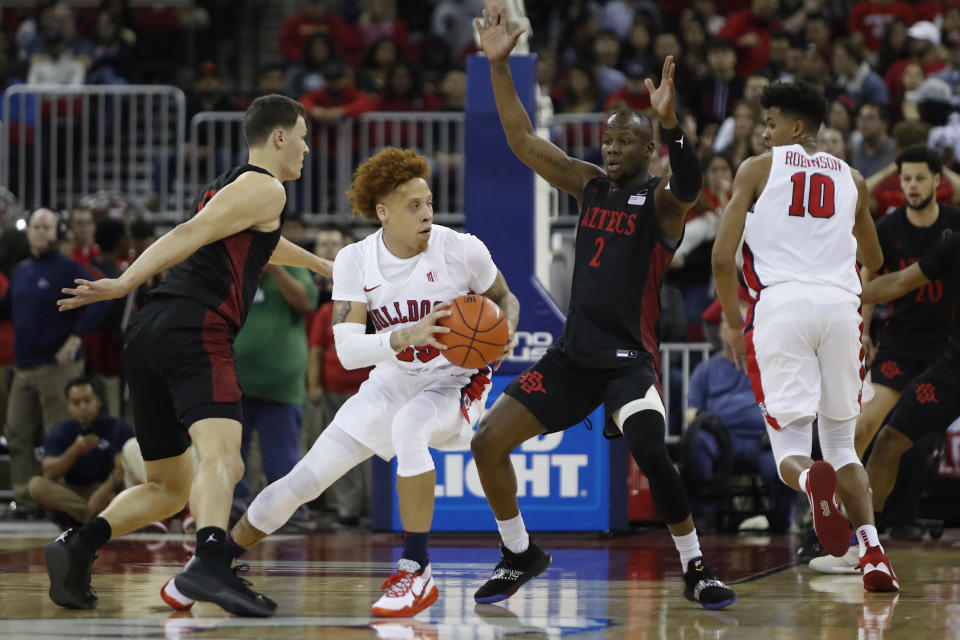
[918, 232, 960, 356]
[876, 204, 960, 357]
[557, 175, 678, 370]
[148, 164, 283, 332]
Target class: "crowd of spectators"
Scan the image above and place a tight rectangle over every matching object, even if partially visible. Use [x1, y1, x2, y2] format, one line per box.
[4, 0, 960, 531]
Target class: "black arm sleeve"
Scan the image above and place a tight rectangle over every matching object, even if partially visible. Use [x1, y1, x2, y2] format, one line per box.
[661, 124, 702, 203]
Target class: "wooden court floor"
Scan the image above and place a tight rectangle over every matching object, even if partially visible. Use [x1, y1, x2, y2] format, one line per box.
[0, 521, 956, 639]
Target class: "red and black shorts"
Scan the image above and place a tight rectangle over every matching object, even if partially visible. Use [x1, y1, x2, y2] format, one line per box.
[503, 346, 659, 434]
[886, 349, 960, 444]
[869, 345, 935, 393]
[123, 296, 243, 461]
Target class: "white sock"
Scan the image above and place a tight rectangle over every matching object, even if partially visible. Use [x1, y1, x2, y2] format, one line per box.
[497, 514, 529, 554]
[672, 530, 701, 569]
[798, 468, 810, 494]
[855, 525, 881, 556]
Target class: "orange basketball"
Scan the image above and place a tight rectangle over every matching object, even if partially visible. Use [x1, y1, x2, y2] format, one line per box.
[438, 294, 510, 369]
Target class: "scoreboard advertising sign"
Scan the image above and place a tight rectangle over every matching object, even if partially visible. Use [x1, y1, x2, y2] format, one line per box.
[373, 370, 609, 532]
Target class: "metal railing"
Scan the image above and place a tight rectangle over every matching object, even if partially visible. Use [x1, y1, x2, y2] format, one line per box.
[2, 91, 606, 225]
[0, 85, 186, 215]
[660, 342, 715, 443]
[188, 111, 466, 224]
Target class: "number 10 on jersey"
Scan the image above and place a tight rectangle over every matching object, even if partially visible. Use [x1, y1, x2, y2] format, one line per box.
[788, 172, 836, 219]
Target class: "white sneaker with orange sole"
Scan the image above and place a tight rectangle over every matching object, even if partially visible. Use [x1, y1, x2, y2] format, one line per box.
[371, 559, 439, 618]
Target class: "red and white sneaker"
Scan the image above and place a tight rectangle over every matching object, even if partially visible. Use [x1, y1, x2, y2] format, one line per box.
[860, 545, 899, 592]
[805, 461, 851, 557]
[370, 559, 439, 618]
[161, 577, 196, 611]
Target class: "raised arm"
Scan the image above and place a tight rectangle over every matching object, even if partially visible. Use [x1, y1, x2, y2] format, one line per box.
[650, 56, 702, 238]
[852, 170, 883, 272]
[475, 3, 602, 200]
[59, 172, 286, 311]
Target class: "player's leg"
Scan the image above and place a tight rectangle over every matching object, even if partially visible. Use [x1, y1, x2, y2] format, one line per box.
[607, 372, 736, 610]
[817, 295, 898, 591]
[369, 387, 466, 618]
[857, 344, 924, 458]
[471, 351, 594, 603]
[867, 353, 960, 513]
[44, 327, 194, 610]
[748, 288, 854, 556]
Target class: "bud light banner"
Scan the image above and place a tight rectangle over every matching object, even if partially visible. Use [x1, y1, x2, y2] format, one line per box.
[377, 375, 608, 531]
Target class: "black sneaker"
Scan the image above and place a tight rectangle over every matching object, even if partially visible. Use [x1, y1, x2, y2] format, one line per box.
[474, 542, 552, 604]
[795, 524, 824, 564]
[44, 528, 98, 609]
[172, 554, 277, 617]
[683, 557, 737, 610]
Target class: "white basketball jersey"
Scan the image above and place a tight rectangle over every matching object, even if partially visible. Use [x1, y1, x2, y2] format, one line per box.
[743, 145, 861, 295]
[332, 224, 498, 375]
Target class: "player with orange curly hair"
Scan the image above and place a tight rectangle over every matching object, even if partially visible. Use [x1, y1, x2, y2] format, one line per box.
[179, 147, 519, 618]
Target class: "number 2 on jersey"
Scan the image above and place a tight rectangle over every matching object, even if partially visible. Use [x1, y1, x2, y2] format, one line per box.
[589, 237, 605, 267]
[788, 172, 835, 219]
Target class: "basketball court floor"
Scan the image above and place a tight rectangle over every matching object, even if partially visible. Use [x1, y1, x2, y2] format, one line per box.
[0, 521, 955, 639]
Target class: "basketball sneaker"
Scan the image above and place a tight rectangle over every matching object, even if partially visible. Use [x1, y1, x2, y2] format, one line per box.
[371, 559, 439, 617]
[44, 528, 98, 609]
[163, 555, 277, 617]
[809, 545, 860, 574]
[805, 461, 851, 557]
[860, 545, 899, 592]
[474, 542, 552, 604]
[683, 557, 737, 610]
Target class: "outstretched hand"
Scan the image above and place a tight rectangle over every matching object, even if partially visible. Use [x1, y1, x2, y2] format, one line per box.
[58, 278, 129, 311]
[474, 0, 526, 63]
[645, 56, 678, 127]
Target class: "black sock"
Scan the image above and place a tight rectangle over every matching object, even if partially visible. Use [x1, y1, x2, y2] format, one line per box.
[196, 526, 226, 559]
[225, 534, 246, 561]
[77, 516, 112, 553]
[401, 531, 429, 569]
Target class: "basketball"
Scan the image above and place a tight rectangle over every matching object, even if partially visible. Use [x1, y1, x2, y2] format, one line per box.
[437, 294, 510, 369]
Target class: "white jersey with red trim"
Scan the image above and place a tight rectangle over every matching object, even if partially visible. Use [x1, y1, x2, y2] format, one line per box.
[331, 224, 498, 376]
[742, 144, 861, 296]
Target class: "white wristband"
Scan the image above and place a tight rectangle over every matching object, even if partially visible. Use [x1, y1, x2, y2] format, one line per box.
[332, 322, 398, 369]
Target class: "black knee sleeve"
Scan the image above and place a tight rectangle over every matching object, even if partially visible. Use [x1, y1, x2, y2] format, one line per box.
[622, 410, 691, 524]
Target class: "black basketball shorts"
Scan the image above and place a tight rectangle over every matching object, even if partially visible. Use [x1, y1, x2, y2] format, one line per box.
[869, 344, 935, 393]
[886, 349, 960, 444]
[123, 296, 243, 461]
[503, 346, 659, 433]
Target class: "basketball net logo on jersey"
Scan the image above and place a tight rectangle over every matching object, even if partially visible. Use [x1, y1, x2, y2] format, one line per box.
[743, 144, 861, 297]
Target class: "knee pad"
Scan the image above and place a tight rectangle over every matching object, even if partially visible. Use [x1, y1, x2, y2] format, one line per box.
[392, 393, 445, 477]
[767, 421, 813, 483]
[614, 385, 665, 432]
[817, 416, 861, 471]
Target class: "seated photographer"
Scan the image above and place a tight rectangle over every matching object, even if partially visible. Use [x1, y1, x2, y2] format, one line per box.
[27, 376, 136, 529]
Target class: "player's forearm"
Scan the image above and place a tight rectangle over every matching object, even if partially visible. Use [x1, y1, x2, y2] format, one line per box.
[490, 290, 519, 333]
[861, 273, 908, 305]
[489, 60, 534, 149]
[118, 224, 203, 294]
[270, 237, 329, 274]
[712, 254, 744, 330]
